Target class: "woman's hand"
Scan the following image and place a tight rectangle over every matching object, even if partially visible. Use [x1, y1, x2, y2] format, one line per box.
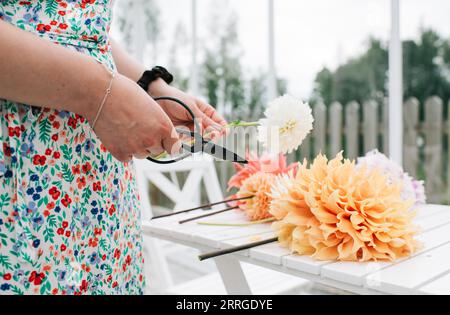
[89, 73, 181, 162]
[149, 79, 227, 137]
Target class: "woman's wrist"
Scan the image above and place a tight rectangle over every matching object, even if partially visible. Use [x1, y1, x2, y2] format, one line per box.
[147, 77, 169, 97]
[78, 60, 115, 122]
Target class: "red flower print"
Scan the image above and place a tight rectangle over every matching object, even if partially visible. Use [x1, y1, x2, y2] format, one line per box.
[3, 273, 11, 281]
[82, 162, 91, 174]
[52, 121, 60, 129]
[53, 151, 61, 159]
[62, 221, 68, 228]
[108, 205, 116, 216]
[32, 155, 46, 166]
[37, 24, 51, 32]
[3, 143, 11, 157]
[58, 11, 66, 16]
[77, 176, 86, 189]
[67, 117, 77, 129]
[8, 126, 21, 137]
[72, 165, 80, 175]
[94, 227, 102, 236]
[59, 23, 68, 30]
[19, 1, 31, 5]
[57, 228, 64, 235]
[88, 237, 98, 247]
[93, 181, 101, 192]
[49, 186, 61, 200]
[114, 248, 121, 259]
[112, 281, 118, 289]
[50, 20, 57, 26]
[80, 280, 88, 292]
[60, 244, 66, 251]
[45, 148, 52, 155]
[65, 231, 71, 237]
[60, 2, 67, 8]
[43, 210, 50, 217]
[28, 271, 45, 285]
[61, 194, 71, 207]
[126, 255, 131, 265]
[52, 288, 58, 295]
[51, 134, 58, 141]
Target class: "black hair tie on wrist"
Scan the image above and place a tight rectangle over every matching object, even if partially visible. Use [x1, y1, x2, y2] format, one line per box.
[137, 66, 173, 91]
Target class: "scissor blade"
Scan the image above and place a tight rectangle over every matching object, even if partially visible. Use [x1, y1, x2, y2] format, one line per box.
[203, 142, 248, 164]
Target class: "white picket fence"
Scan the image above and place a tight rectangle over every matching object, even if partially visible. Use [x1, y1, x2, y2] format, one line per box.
[216, 96, 450, 204]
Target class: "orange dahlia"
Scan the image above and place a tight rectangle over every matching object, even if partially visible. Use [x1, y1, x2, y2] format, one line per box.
[270, 152, 420, 262]
[237, 172, 276, 221]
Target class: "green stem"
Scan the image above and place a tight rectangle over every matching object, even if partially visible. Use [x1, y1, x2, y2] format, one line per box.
[197, 217, 276, 227]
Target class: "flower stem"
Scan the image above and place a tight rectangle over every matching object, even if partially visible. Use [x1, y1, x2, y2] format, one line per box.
[197, 217, 276, 227]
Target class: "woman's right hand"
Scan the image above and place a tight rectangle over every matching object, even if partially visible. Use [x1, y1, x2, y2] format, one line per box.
[89, 72, 181, 163]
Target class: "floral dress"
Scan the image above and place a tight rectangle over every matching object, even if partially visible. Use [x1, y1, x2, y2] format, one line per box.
[0, 0, 144, 295]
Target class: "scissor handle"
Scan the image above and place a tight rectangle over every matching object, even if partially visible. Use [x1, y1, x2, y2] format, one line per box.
[146, 96, 201, 164]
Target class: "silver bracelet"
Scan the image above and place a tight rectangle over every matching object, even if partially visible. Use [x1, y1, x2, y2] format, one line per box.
[91, 70, 115, 130]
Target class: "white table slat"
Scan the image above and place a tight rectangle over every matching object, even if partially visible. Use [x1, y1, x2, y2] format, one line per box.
[250, 243, 291, 265]
[220, 232, 275, 257]
[194, 224, 272, 248]
[365, 242, 450, 294]
[321, 221, 450, 287]
[418, 272, 450, 294]
[417, 210, 450, 232]
[283, 255, 331, 275]
[170, 211, 249, 242]
[415, 204, 447, 219]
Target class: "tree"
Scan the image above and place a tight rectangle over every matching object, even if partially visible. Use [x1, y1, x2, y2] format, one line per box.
[311, 29, 450, 107]
[201, 6, 245, 119]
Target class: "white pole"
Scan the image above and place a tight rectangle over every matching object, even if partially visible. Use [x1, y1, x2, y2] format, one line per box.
[190, 0, 199, 95]
[267, 0, 277, 101]
[131, 0, 146, 63]
[389, 0, 403, 165]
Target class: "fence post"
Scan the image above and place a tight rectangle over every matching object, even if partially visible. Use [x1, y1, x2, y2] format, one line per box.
[403, 97, 419, 178]
[313, 102, 326, 156]
[345, 101, 360, 160]
[424, 96, 443, 203]
[329, 102, 342, 157]
[363, 100, 378, 153]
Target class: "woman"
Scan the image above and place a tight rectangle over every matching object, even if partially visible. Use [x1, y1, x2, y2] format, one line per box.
[0, 0, 225, 295]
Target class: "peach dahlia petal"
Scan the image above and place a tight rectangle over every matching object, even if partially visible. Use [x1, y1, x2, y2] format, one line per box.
[237, 172, 276, 221]
[269, 152, 420, 262]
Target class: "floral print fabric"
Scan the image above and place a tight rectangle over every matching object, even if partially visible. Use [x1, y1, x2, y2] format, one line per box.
[0, 0, 144, 295]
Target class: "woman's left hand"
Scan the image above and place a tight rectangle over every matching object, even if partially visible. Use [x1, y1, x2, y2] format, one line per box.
[149, 79, 227, 137]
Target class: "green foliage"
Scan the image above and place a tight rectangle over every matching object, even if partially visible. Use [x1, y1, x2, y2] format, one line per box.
[312, 29, 450, 107]
[44, 0, 58, 17]
[61, 163, 74, 183]
[38, 118, 51, 144]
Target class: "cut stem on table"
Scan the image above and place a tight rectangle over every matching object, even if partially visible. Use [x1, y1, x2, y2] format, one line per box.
[151, 195, 253, 220]
[198, 237, 278, 261]
[178, 206, 239, 224]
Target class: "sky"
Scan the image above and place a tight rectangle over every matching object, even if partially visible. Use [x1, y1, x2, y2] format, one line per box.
[112, 0, 450, 99]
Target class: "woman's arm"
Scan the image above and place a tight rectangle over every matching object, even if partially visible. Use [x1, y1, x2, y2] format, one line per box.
[0, 20, 109, 121]
[110, 39, 227, 133]
[0, 20, 180, 162]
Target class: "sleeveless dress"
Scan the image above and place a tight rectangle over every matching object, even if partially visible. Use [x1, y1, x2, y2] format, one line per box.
[0, 0, 144, 295]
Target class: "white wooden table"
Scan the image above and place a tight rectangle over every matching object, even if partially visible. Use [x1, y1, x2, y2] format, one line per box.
[142, 204, 450, 295]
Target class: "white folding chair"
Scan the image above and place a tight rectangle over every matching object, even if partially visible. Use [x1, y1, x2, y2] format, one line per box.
[135, 156, 224, 293]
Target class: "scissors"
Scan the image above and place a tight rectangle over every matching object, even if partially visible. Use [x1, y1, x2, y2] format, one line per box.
[146, 96, 248, 165]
